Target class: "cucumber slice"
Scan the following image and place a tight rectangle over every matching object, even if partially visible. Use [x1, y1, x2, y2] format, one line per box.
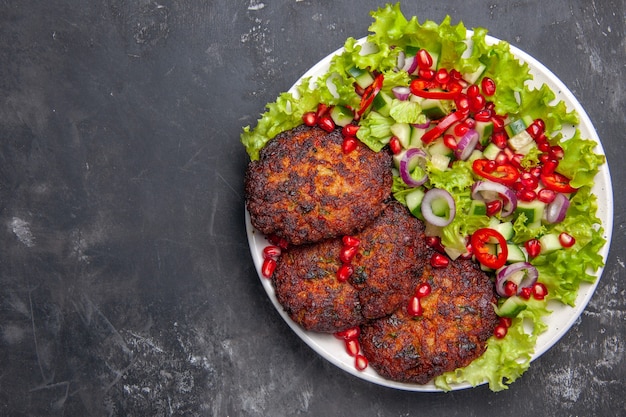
[493, 221, 514, 241]
[427, 137, 454, 157]
[508, 130, 534, 153]
[474, 120, 494, 146]
[420, 98, 450, 119]
[430, 154, 451, 171]
[515, 200, 546, 228]
[469, 200, 487, 216]
[497, 295, 528, 318]
[409, 127, 426, 148]
[482, 142, 501, 160]
[539, 233, 563, 254]
[390, 123, 412, 148]
[348, 66, 374, 89]
[504, 243, 527, 264]
[373, 91, 393, 117]
[405, 188, 425, 218]
[504, 115, 534, 138]
[330, 105, 354, 127]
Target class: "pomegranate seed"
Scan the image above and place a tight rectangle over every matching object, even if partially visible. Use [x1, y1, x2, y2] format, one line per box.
[302, 111, 318, 126]
[342, 124, 359, 137]
[342, 235, 360, 247]
[520, 286, 533, 300]
[525, 239, 541, 258]
[559, 232, 576, 248]
[334, 326, 360, 340]
[532, 282, 548, 300]
[461, 243, 473, 259]
[417, 49, 433, 69]
[430, 252, 449, 268]
[503, 281, 518, 297]
[435, 68, 450, 84]
[345, 338, 360, 357]
[261, 257, 277, 278]
[541, 158, 559, 174]
[463, 117, 477, 129]
[389, 136, 403, 154]
[493, 325, 508, 339]
[318, 115, 335, 132]
[491, 115, 506, 132]
[499, 317, 513, 328]
[467, 84, 480, 97]
[455, 94, 470, 112]
[481, 77, 496, 96]
[492, 131, 508, 149]
[263, 245, 282, 259]
[526, 122, 542, 139]
[521, 172, 539, 190]
[449, 69, 462, 80]
[486, 199, 503, 216]
[418, 69, 435, 80]
[416, 283, 432, 298]
[537, 188, 556, 203]
[517, 188, 536, 202]
[443, 134, 457, 150]
[339, 245, 358, 264]
[407, 295, 423, 316]
[316, 103, 329, 118]
[336, 264, 353, 282]
[530, 167, 542, 178]
[535, 118, 546, 131]
[482, 160, 496, 173]
[495, 151, 509, 166]
[469, 94, 486, 113]
[537, 140, 551, 153]
[454, 123, 469, 137]
[355, 354, 369, 371]
[549, 145, 565, 160]
[474, 109, 492, 122]
[342, 136, 358, 154]
[512, 181, 525, 192]
[425, 236, 446, 253]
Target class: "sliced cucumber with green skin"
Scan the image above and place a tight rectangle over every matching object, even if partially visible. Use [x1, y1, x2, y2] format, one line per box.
[515, 200, 546, 228]
[497, 295, 528, 318]
[492, 221, 514, 241]
[463, 63, 486, 84]
[373, 91, 393, 116]
[504, 115, 534, 138]
[508, 130, 535, 154]
[330, 105, 354, 127]
[390, 123, 412, 148]
[405, 188, 425, 218]
[469, 200, 487, 216]
[482, 142, 501, 160]
[419, 98, 450, 119]
[427, 137, 454, 157]
[410, 127, 426, 147]
[474, 120, 494, 146]
[430, 153, 451, 171]
[503, 243, 527, 264]
[539, 232, 563, 254]
[348, 66, 374, 89]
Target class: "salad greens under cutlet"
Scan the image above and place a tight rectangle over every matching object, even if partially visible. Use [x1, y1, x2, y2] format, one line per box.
[241, 3, 607, 391]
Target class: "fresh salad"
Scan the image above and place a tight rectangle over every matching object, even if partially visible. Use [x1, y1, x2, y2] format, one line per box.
[241, 3, 607, 391]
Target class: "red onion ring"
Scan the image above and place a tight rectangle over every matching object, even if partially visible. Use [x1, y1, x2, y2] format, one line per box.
[471, 181, 518, 217]
[392, 86, 411, 101]
[496, 262, 539, 297]
[399, 148, 428, 187]
[454, 129, 479, 161]
[403, 55, 418, 74]
[412, 119, 431, 129]
[421, 188, 456, 227]
[545, 192, 570, 224]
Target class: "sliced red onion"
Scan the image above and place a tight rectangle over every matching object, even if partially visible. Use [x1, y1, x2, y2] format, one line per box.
[454, 129, 479, 161]
[496, 262, 539, 297]
[396, 51, 406, 71]
[399, 148, 428, 187]
[403, 55, 418, 74]
[545, 192, 570, 224]
[412, 119, 431, 129]
[471, 181, 518, 217]
[421, 188, 456, 227]
[392, 86, 411, 101]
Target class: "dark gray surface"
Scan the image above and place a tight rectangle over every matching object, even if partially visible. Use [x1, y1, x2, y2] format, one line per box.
[1, 1, 624, 416]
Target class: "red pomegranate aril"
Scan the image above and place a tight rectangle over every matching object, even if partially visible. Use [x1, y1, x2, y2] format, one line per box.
[491, 115, 506, 132]
[355, 354, 369, 371]
[342, 124, 359, 137]
[425, 236, 446, 253]
[469, 94, 486, 113]
[454, 123, 469, 137]
[463, 117, 477, 129]
[444, 134, 457, 150]
[417, 49, 433, 69]
[455, 94, 470, 112]
[345, 338, 360, 357]
[498, 316, 513, 328]
[532, 282, 548, 300]
[492, 131, 508, 149]
[474, 109, 492, 122]
[520, 286, 533, 300]
[537, 188, 557, 203]
[435, 68, 450, 84]
[415, 283, 432, 298]
[541, 158, 559, 174]
[318, 115, 335, 132]
[521, 172, 539, 190]
[481, 77, 496, 96]
[337, 264, 354, 282]
[449, 68, 462, 80]
[389, 136, 403, 155]
[263, 245, 282, 259]
[549, 145, 565, 160]
[525, 239, 542, 258]
[316, 103, 329, 118]
[495, 151, 509, 166]
[467, 84, 480, 98]
[335, 326, 360, 340]
[486, 199, 503, 216]
[418, 68, 435, 80]
[493, 325, 508, 339]
[504, 280, 518, 297]
[302, 111, 318, 126]
[342, 136, 358, 154]
[526, 122, 542, 139]
[261, 257, 277, 278]
[342, 235, 361, 247]
[537, 140, 551, 153]
[340, 245, 358, 264]
[530, 167, 542, 178]
[430, 252, 449, 268]
[535, 118, 546, 131]
[559, 232, 576, 248]
[517, 188, 536, 202]
[407, 295, 423, 316]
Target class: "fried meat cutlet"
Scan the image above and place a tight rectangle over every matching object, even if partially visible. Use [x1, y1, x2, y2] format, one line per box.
[244, 124, 392, 245]
[359, 255, 498, 385]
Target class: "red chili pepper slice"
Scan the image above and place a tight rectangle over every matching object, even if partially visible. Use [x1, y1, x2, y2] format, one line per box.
[472, 159, 520, 186]
[410, 79, 463, 100]
[357, 74, 384, 117]
[471, 228, 508, 270]
[421, 110, 469, 144]
[540, 171, 578, 193]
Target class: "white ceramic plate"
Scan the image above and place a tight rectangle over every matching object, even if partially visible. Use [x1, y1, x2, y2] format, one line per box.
[245, 33, 614, 392]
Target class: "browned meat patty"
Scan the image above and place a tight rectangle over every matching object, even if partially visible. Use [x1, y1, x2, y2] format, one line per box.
[272, 202, 428, 333]
[244, 124, 393, 245]
[359, 255, 498, 385]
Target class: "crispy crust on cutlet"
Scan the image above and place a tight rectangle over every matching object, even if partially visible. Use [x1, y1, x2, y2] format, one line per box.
[359, 256, 498, 385]
[244, 124, 392, 245]
[271, 202, 428, 333]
